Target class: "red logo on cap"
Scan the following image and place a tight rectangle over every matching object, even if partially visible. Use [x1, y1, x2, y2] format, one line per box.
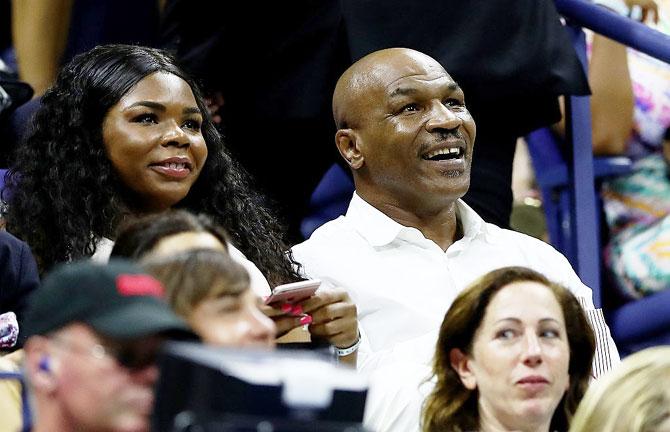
[116, 274, 165, 298]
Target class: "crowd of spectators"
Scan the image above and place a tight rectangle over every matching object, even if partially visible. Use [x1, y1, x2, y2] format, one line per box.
[1, 1, 669, 431]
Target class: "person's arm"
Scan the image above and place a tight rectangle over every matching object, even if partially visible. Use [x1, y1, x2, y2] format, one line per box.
[588, 34, 635, 155]
[554, 35, 634, 156]
[554, 0, 658, 155]
[11, 0, 73, 96]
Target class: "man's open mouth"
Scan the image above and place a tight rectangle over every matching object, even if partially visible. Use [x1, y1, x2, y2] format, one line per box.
[422, 147, 464, 161]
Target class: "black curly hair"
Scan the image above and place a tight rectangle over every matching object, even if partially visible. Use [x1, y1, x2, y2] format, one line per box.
[4, 44, 301, 286]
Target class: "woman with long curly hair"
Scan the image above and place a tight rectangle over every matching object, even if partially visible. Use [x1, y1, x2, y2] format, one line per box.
[4, 44, 299, 287]
[422, 266, 595, 432]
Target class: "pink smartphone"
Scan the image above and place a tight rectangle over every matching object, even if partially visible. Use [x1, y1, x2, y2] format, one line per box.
[263, 279, 321, 305]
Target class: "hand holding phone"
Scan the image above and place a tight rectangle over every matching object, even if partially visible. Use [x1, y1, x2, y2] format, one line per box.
[263, 279, 321, 305]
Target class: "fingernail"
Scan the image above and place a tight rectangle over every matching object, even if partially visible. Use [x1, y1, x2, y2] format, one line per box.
[291, 305, 303, 316]
[299, 315, 312, 326]
[281, 304, 292, 313]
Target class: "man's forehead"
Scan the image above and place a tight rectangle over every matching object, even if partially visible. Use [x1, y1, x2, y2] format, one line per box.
[367, 54, 457, 94]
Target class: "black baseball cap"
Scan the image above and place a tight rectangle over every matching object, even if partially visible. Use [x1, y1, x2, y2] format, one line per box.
[23, 259, 192, 340]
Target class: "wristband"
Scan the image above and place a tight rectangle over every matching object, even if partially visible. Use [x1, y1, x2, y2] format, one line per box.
[333, 332, 361, 357]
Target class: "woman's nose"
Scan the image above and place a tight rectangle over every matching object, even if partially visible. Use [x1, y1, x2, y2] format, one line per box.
[161, 120, 190, 147]
[522, 332, 543, 366]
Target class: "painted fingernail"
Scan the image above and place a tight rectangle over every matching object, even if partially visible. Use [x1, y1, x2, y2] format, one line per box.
[281, 304, 292, 313]
[299, 315, 312, 326]
[291, 305, 303, 315]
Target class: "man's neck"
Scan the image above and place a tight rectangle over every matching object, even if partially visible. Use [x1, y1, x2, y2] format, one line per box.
[357, 192, 461, 251]
[32, 402, 79, 432]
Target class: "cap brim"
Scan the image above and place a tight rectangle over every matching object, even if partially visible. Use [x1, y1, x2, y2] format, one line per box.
[86, 301, 194, 341]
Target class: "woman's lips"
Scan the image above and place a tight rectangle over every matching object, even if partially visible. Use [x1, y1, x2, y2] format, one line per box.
[516, 376, 550, 393]
[149, 162, 191, 179]
[149, 157, 193, 179]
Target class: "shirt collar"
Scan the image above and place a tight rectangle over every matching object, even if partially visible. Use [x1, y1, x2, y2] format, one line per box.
[345, 192, 493, 248]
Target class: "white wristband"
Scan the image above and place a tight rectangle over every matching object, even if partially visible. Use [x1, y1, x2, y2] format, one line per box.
[333, 332, 361, 357]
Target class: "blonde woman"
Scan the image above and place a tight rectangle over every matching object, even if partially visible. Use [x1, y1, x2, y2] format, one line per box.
[570, 346, 670, 432]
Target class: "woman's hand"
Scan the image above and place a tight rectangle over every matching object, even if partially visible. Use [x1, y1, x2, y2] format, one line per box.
[259, 302, 312, 338]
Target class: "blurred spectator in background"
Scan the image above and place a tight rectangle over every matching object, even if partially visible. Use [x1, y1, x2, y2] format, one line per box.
[22, 260, 192, 432]
[569, 345, 670, 432]
[558, 0, 670, 300]
[142, 248, 277, 349]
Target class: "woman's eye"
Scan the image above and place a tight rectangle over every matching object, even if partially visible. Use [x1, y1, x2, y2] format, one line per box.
[540, 329, 560, 338]
[183, 119, 202, 131]
[132, 113, 157, 124]
[496, 329, 516, 339]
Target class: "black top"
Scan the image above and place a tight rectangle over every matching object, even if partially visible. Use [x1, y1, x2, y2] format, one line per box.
[0, 230, 40, 347]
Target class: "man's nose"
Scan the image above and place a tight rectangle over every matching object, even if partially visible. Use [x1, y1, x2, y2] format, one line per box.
[131, 364, 159, 386]
[161, 120, 190, 147]
[425, 101, 462, 132]
[522, 332, 543, 367]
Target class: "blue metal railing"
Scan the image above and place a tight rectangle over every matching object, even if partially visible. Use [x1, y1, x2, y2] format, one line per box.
[551, 0, 670, 305]
[0, 371, 32, 432]
[557, 0, 670, 63]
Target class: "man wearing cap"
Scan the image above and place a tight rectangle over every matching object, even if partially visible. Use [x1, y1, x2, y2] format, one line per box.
[21, 259, 191, 432]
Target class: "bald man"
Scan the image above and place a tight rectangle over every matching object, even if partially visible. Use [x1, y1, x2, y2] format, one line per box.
[292, 48, 618, 431]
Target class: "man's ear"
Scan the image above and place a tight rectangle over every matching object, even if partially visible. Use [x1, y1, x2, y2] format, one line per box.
[450, 348, 477, 390]
[335, 129, 364, 170]
[24, 337, 58, 394]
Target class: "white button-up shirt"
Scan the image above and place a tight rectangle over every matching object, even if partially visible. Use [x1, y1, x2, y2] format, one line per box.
[292, 193, 619, 431]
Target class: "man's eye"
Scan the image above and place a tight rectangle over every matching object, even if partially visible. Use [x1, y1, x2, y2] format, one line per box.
[444, 99, 465, 109]
[400, 103, 419, 113]
[132, 113, 157, 124]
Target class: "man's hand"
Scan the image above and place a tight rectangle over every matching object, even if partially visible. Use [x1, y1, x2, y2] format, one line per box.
[299, 287, 358, 349]
[261, 287, 359, 364]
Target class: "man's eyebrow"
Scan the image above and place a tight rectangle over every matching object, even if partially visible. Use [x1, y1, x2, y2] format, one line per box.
[388, 87, 418, 98]
[388, 82, 461, 98]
